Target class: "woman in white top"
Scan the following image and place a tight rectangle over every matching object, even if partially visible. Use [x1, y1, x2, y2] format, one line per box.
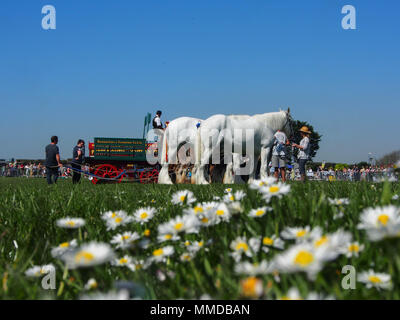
[292, 126, 311, 182]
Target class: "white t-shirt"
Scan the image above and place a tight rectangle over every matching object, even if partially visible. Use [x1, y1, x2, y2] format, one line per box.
[298, 137, 310, 159]
[154, 116, 162, 127]
[272, 131, 287, 156]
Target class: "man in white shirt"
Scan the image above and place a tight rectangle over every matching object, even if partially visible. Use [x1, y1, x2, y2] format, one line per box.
[152, 110, 163, 129]
[271, 130, 288, 182]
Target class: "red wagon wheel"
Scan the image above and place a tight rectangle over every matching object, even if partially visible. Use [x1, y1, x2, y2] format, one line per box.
[91, 164, 124, 185]
[139, 168, 159, 184]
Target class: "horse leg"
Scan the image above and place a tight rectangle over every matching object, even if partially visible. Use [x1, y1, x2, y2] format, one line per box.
[260, 146, 271, 180]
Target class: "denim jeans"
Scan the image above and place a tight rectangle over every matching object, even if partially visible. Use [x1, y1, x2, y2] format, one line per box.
[298, 159, 308, 175]
[46, 167, 59, 184]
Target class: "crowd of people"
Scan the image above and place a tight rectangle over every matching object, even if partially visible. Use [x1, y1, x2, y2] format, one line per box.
[272, 165, 398, 182]
[0, 161, 91, 179]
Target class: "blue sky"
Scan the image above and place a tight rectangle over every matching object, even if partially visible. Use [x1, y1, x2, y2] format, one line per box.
[0, 0, 399, 163]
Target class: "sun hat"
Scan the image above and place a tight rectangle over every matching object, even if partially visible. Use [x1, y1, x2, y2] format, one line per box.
[299, 126, 311, 134]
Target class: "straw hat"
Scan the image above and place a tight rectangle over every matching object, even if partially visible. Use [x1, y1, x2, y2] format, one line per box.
[299, 126, 312, 134]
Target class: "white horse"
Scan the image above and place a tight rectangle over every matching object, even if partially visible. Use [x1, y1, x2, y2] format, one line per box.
[158, 117, 202, 184]
[194, 109, 293, 184]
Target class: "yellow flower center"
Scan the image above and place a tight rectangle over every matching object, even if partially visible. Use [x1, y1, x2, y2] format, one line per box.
[75, 251, 95, 263]
[164, 234, 172, 240]
[216, 210, 225, 216]
[294, 251, 314, 267]
[269, 186, 280, 193]
[122, 235, 130, 240]
[235, 242, 248, 251]
[348, 244, 359, 252]
[180, 195, 186, 202]
[378, 214, 389, 226]
[194, 206, 204, 214]
[111, 212, 117, 218]
[115, 217, 123, 223]
[296, 230, 307, 238]
[185, 241, 190, 246]
[263, 237, 274, 246]
[174, 222, 184, 230]
[315, 236, 328, 247]
[67, 221, 75, 227]
[229, 196, 235, 201]
[369, 276, 382, 283]
[119, 258, 128, 264]
[60, 242, 70, 248]
[153, 249, 164, 256]
[140, 212, 148, 219]
[201, 217, 209, 223]
[256, 209, 265, 216]
[198, 241, 204, 247]
[144, 229, 150, 236]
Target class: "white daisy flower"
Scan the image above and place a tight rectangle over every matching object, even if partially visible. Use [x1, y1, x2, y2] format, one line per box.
[260, 182, 291, 201]
[180, 252, 195, 262]
[281, 226, 316, 242]
[56, 217, 85, 229]
[214, 203, 232, 223]
[272, 242, 329, 280]
[184, 204, 205, 216]
[311, 229, 352, 261]
[230, 237, 253, 262]
[249, 206, 273, 218]
[393, 195, 399, 200]
[339, 241, 365, 258]
[128, 259, 150, 271]
[110, 231, 140, 250]
[234, 260, 272, 276]
[227, 201, 244, 214]
[102, 211, 133, 231]
[187, 240, 205, 253]
[196, 208, 218, 227]
[156, 232, 180, 243]
[224, 188, 233, 193]
[111, 255, 134, 268]
[133, 207, 156, 224]
[328, 198, 350, 206]
[261, 235, 285, 252]
[84, 278, 98, 290]
[223, 191, 246, 203]
[150, 246, 174, 263]
[25, 264, 55, 278]
[51, 239, 78, 258]
[248, 177, 277, 190]
[202, 201, 219, 211]
[171, 190, 196, 206]
[357, 205, 400, 241]
[357, 270, 392, 290]
[60, 242, 115, 269]
[158, 214, 200, 237]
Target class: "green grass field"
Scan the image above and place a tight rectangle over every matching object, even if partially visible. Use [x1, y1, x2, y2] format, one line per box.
[1, 177, 399, 300]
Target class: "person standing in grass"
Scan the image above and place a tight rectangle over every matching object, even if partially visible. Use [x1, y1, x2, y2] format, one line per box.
[292, 126, 311, 182]
[271, 130, 289, 182]
[45, 136, 62, 185]
[71, 139, 85, 184]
